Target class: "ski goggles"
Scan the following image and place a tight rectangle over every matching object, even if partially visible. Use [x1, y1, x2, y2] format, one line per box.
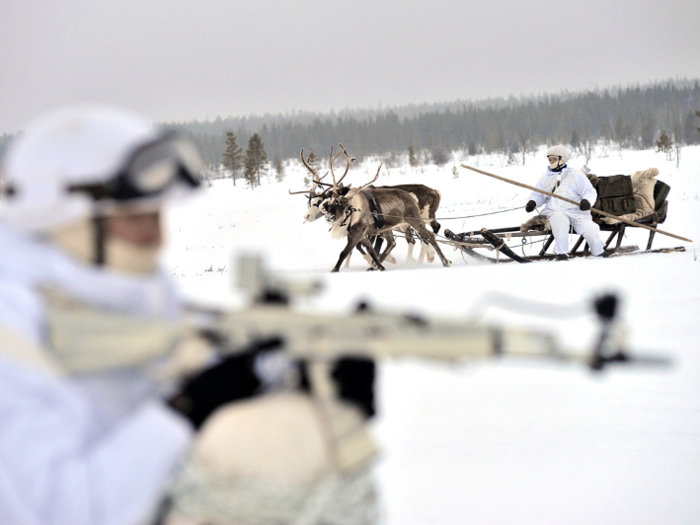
[68, 131, 203, 202]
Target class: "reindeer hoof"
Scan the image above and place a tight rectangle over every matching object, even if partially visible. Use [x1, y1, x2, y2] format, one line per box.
[366, 267, 378, 272]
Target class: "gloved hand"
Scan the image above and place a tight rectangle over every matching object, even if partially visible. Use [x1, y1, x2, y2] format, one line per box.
[168, 338, 283, 429]
[579, 199, 591, 211]
[525, 200, 537, 213]
[331, 357, 376, 418]
[297, 356, 377, 419]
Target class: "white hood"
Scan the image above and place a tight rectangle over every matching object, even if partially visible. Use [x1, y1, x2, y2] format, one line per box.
[0, 224, 181, 347]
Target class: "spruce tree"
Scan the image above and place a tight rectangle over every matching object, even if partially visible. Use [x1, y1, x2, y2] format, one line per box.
[614, 116, 631, 149]
[656, 130, 673, 160]
[222, 131, 243, 186]
[274, 157, 285, 182]
[673, 123, 683, 168]
[570, 130, 580, 150]
[408, 144, 418, 168]
[243, 133, 268, 188]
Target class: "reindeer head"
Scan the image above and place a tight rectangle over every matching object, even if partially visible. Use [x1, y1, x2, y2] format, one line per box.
[322, 193, 350, 224]
[304, 195, 326, 222]
[293, 145, 356, 223]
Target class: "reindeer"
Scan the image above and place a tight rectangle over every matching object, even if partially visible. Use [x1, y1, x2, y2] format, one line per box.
[322, 163, 451, 272]
[290, 147, 399, 268]
[365, 183, 442, 264]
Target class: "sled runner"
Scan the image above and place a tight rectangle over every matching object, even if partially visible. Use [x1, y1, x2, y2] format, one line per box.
[444, 173, 686, 263]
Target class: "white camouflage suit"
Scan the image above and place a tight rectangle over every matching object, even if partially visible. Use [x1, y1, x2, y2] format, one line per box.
[528, 166, 605, 256]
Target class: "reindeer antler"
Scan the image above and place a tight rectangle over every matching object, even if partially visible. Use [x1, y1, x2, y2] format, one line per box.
[329, 143, 355, 189]
[291, 148, 328, 195]
[300, 148, 320, 179]
[359, 163, 382, 190]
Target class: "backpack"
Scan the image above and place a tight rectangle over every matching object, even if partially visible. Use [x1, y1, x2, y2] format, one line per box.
[592, 175, 636, 216]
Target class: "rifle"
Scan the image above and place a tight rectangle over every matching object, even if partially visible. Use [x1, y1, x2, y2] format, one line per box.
[193, 254, 670, 373]
[180, 254, 672, 484]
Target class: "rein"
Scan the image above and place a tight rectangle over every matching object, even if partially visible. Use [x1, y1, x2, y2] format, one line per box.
[328, 205, 360, 231]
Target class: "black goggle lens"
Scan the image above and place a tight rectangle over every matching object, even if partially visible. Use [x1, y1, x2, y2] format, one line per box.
[69, 133, 202, 201]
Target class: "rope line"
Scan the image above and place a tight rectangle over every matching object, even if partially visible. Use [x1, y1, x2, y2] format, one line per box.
[435, 206, 525, 220]
[346, 205, 525, 222]
[390, 229, 547, 253]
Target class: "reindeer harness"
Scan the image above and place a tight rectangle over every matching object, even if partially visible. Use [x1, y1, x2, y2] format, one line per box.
[336, 205, 359, 229]
[363, 189, 386, 230]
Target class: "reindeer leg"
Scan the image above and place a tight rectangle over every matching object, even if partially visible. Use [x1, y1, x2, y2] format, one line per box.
[377, 233, 397, 264]
[372, 234, 395, 265]
[411, 221, 451, 268]
[426, 216, 439, 263]
[363, 236, 384, 270]
[360, 237, 386, 271]
[415, 227, 434, 264]
[403, 227, 417, 264]
[355, 243, 373, 265]
[418, 242, 426, 264]
[428, 236, 451, 267]
[332, 233, 363, 272]
[373, 235, 383, 255]
[343, 248, 353, 269]
[426, 244, 437, 263]
[378, 232, 396, 264]
[419, 239, 436, 264]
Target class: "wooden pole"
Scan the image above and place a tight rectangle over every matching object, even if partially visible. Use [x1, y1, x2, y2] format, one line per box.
[461, 164, 693, 244]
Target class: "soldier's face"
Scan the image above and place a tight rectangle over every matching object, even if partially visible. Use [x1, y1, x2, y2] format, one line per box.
[107, 211, 162, 247]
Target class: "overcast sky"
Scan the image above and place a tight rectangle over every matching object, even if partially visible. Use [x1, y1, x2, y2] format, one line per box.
[1, 0, 698, 134]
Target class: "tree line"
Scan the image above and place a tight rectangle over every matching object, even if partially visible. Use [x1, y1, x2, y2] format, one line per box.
[1, 79, 699, 173]
[169, 79, 700, 167]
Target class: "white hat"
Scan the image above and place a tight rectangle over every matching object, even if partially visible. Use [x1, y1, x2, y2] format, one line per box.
[1, 105, 202, 233]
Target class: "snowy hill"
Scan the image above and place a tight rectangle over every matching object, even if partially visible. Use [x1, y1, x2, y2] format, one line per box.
[163, 145, 700, 525]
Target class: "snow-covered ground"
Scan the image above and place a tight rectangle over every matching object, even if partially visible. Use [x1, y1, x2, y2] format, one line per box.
[163, 145, 700, 525]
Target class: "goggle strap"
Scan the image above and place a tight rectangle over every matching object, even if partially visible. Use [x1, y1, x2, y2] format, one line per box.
[179, 166, 201, 188]
[92, 216, 107, 266]
[68, 183, 112, 200]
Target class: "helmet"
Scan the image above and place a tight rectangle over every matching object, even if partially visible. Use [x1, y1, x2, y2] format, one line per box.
[0, 105, 203, 272]
[546, 145, 570, 171]
[0, 105, 202, 233]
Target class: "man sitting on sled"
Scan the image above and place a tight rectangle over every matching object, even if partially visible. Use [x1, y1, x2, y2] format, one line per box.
[525, 145, 608, 260]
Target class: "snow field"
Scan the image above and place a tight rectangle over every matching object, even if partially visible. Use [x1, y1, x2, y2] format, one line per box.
[163, 145, 700, 524]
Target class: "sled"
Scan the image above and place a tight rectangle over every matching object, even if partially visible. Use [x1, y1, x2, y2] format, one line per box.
[443, 178, 686, 264]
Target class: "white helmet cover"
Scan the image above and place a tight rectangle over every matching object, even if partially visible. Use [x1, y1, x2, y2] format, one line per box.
[1, 105, 200, 233]
[546, 145, 571, 169]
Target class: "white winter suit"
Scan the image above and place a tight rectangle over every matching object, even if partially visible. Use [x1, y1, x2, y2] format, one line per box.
[528, 166, 604, 256]
[0, 223, 379, 525]
[0, 224, 195, 525]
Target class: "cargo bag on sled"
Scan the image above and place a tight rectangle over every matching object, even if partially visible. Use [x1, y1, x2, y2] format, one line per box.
[593, 175, 636, 216]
